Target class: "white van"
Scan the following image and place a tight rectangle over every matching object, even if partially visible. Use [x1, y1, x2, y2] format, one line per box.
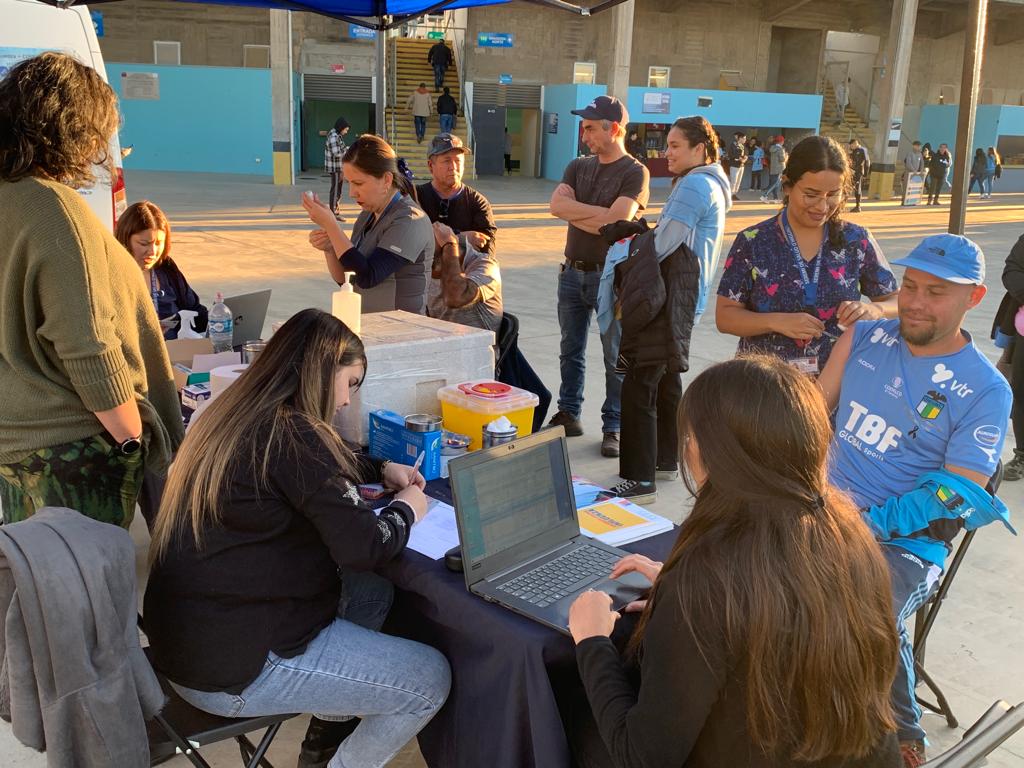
[0, 0, 127, 229]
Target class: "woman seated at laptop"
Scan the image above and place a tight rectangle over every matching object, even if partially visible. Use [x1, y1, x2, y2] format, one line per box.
[567, 355, 902, 768]
[115, 200, 207, 340]
[143, 309, 450, 768]
[304, 134, 433, 315]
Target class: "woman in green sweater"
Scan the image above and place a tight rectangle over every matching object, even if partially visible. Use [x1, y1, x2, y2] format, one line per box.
[0, 53, 184, 528]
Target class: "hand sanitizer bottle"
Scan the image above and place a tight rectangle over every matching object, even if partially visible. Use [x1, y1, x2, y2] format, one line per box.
[332, 271, 361, 334]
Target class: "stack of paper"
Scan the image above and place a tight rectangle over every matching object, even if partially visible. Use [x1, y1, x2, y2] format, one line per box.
[572, 478, 674, 546]
[577, 498, 674, 546]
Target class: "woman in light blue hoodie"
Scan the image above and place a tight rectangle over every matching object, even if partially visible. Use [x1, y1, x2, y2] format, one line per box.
[603, 115, 732, 503]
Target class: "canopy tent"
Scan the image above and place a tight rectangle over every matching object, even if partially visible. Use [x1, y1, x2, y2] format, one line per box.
[44, 0, 630, 28]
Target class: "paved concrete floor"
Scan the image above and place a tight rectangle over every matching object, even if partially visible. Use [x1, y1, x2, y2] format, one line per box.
[3, 170, 1024, 766]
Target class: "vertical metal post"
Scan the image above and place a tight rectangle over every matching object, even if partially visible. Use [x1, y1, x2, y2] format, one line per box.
[948, 0, 988, 235]
[376, 22, 387, 140]
[287, 11, 295, 185]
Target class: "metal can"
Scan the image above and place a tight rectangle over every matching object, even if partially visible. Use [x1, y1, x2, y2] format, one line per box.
[405, 414, 442, 432]
[482, 423, 519, 449]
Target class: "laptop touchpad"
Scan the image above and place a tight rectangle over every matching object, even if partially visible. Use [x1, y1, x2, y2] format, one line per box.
[591, 571, 650, 610]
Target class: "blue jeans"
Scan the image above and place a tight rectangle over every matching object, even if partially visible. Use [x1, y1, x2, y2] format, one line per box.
[983, 172, 995, 196]
[764, 173, 781, 200]
[414, 116, 427, 141]
[432, 63, 445, 90]
[172, 572, 451, 768]
[556, 264, 622, 433]
[883, 545, 941, 743]
[439, 113, 455, 134]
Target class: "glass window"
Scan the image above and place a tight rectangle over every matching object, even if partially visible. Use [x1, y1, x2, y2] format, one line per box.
[648, 66, 670, 88]
[572, 62, 596, 86]
[153, 41, 181, 66]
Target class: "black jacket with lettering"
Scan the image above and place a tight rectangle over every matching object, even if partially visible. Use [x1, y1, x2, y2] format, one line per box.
[612, 227, 700, 373]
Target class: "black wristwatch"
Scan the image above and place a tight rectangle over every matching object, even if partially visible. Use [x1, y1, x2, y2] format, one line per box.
[118, 435, 143, 456]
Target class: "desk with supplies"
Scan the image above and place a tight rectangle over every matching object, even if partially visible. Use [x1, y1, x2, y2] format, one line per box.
[378, 479, 677, 768]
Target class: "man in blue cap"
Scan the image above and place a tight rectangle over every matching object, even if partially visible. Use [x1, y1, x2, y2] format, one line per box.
[818, 234, 1014, 766]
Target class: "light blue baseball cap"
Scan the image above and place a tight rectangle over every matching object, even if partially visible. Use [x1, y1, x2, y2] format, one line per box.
[891, 233, 985, 285]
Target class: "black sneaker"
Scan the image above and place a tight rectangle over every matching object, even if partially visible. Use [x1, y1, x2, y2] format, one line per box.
[1004, 451, 1024, 481]
[655, 462, 679, 481]
[547, 411, 584, 437]
[609, 479, 657, 504]
[601, 432, 620, 458]
[298, 716, 361, 768]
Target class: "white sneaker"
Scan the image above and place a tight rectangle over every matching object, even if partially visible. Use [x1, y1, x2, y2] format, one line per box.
[759, 195, 769, 204]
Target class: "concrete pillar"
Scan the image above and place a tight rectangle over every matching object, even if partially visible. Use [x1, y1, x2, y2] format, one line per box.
[608, 0, 635, 102]
[868, 0, 918, 201]
[270, 9, 294, 186]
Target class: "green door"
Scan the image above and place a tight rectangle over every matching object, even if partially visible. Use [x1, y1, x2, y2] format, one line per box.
[302, 99, 373, 170]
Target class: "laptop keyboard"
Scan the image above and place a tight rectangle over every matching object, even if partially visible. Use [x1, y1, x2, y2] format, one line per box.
[497, 545, 620, 608]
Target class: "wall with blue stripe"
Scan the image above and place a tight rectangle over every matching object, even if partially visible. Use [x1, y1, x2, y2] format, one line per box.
[111, 63, 273, 176]
[917, 105, 1024, 153]
[541, 84, 609, 181]
[625, 87, 823, 130]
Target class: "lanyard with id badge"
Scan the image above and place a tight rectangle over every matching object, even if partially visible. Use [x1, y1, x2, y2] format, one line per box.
[781, 210, 827, 375]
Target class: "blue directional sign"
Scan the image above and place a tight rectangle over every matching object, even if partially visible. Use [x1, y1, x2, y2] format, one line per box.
[349, 24, 377, 40]
[477, 32, 513, 48]
[91, 11, 104, 37]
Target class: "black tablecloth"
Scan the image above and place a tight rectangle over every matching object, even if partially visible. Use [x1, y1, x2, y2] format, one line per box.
[378, 481, 677, 768]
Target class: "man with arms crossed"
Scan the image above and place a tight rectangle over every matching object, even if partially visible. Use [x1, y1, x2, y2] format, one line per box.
[819, 234, 1014, 767]
[548, 95, 650, 458]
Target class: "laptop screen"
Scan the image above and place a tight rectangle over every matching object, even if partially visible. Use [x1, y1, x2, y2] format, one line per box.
[451, 437, 575, 566]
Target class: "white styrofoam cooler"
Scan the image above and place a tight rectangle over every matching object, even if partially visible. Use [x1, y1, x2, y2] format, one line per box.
[334, 311, 496, 445]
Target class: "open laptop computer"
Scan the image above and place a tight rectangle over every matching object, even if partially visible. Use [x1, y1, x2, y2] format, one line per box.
[448, 427, 652, 634]
[223, 290, 271, 348]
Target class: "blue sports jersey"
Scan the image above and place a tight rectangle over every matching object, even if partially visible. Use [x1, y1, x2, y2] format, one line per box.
[830, 319, 1011, 560]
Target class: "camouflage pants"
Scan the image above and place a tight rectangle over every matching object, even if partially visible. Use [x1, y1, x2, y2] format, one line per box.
[0, 434, 144, 529]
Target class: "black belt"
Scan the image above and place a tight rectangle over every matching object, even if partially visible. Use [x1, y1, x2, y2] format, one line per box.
[564, 260, 604, 273]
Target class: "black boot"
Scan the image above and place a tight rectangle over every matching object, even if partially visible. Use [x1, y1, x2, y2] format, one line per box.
[297, 716, 361, 768]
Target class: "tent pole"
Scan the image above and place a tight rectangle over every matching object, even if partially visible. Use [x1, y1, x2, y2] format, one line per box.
[376, 22, 387, 141]
[948, 0, 988, 235]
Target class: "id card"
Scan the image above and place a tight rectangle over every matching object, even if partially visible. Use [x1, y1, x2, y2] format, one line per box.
[790, 356, 819, 375]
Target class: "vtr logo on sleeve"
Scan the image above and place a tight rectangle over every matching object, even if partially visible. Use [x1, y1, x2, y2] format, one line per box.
[839, 401, 902, 458]
[870, 327, 900, 347]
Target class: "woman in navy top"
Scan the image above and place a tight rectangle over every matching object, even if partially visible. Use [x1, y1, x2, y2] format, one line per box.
[716, 135, 897, 374]
[116, 201, 207, 340]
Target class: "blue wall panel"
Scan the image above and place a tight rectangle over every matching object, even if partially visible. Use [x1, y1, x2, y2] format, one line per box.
[625, 88, 822, 129]
[111, 63, 273, 176]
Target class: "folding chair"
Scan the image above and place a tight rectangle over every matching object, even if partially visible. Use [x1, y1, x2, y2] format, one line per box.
[922, 700, 1024, 767]
[913, 463, 1003, 728]
[140, 616, 298, 768]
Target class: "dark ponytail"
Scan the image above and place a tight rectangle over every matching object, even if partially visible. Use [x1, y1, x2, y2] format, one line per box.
[670, 115, 720, 164]
[781, 135, 851, 248]
[342, 134, 416, 199]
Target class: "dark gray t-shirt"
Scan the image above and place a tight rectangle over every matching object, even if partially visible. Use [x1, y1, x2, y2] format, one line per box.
[350, 194, 433, 314]
[561, 155, 650, 265]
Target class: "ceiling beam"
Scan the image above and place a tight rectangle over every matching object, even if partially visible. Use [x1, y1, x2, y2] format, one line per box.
[992, 15, 1024, 41]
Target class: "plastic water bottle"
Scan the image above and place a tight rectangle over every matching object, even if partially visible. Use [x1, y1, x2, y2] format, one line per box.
[208, 292, 234, 353]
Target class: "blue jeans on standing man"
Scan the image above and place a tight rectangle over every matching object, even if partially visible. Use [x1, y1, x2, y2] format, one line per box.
[764, 173, 782, 201]
[433, 63, 446, 91]
[882, 544, 941, 743]
[413, 116, 427, 142]
[171, 571, 451, 768]
[439, 113, 455, 134]
[557, 264, 622, 434]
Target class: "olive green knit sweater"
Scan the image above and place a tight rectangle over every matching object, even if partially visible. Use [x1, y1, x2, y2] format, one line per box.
[0, 177, 184, 471]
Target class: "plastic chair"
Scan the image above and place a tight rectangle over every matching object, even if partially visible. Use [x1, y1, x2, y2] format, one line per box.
[922, 700, 1024, 767]
[913, 463, 1002, 728]
[140, 615, 297, 768]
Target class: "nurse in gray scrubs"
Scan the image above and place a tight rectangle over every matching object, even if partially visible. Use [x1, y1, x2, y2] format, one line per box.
[305, 134, 433, 314]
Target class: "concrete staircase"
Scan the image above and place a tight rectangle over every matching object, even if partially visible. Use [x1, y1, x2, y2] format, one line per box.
[386, 37, 475, 180]
[819, 81, 874, 148]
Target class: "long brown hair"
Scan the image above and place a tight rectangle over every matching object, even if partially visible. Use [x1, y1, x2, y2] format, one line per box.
[343, 134, 415, 199]
[0, 52, 120, 186]
[150, 309, 367, 562]
[632, 356, 897, 761]
[116, 201, 172, 266]
[781, 135, 851, 248]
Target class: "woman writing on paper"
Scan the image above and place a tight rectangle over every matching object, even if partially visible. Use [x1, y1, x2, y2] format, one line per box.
[567, 356, 902, 767]
[144, 309, 451, 768]
[305, 134, 434, 314]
